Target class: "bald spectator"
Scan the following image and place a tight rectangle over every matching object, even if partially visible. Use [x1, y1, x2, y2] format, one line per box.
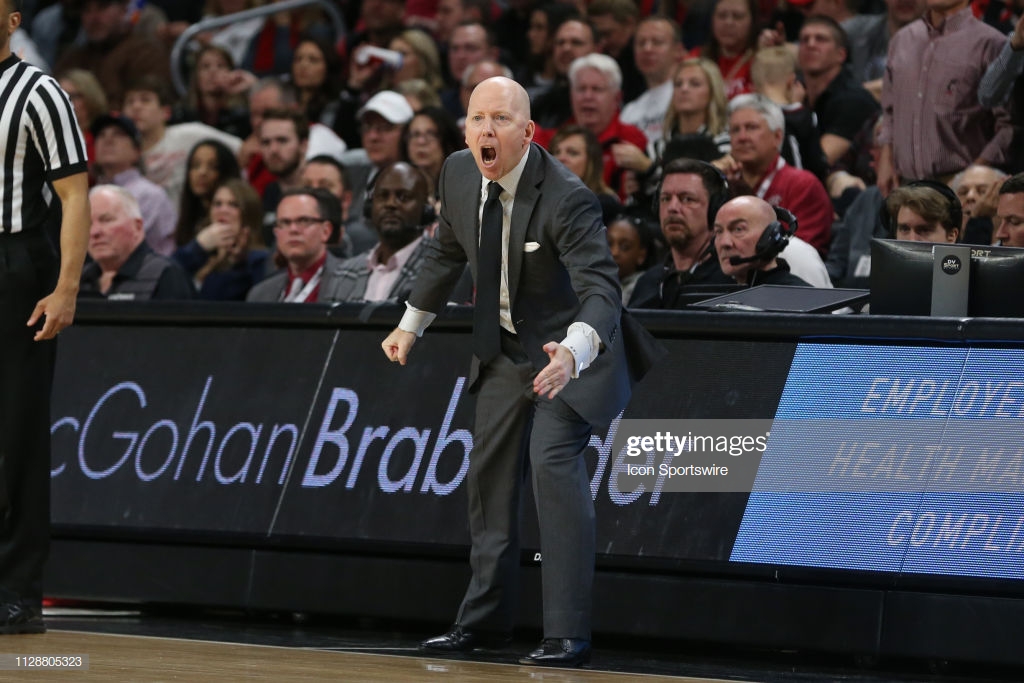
[80, 186, 194, 300]
[53, 0, 171, 106]
[91, 114, 178, 257]
[715, 94, 834, 256]
[714, 196, 812, 287]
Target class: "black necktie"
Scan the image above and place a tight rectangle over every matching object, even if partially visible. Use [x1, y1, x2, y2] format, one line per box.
[474, 181, 503, 363]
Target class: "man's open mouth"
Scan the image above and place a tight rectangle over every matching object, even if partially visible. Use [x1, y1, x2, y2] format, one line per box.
[481, 146, 496, 163]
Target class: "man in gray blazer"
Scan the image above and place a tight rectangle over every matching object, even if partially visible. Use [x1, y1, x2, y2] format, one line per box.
[246, 189, 345, 303]
[321, 161, 435, 303]
[383, 77, 651, 667]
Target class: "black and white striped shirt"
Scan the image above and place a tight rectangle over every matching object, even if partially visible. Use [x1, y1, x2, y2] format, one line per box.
[0, 54, 87, 235]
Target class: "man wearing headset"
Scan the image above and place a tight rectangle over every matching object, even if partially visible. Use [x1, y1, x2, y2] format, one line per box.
[714, 196, 811, 287]
[628, 158, 733, 309]
[323, 161, 437, 303]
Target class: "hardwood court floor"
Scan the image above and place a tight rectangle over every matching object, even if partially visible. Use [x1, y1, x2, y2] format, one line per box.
[11, 609, 1020, 683]
[10, 630, 723, 682]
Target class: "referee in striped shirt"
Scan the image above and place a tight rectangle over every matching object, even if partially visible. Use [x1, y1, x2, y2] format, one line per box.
[0, 0, 90, 633]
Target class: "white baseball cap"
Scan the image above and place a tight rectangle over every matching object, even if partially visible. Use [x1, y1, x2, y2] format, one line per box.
[358, 91, 414, 125]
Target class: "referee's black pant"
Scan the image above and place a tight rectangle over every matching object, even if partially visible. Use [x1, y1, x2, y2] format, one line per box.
[0, 231, 57, 607]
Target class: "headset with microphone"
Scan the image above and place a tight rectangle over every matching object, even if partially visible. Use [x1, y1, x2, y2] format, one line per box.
[726, 206, 799, 266]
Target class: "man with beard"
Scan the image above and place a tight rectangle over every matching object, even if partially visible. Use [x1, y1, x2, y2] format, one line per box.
[322, 162, 435, 302]
[259, 108, 309, 233]
[630, 158, 733, 309]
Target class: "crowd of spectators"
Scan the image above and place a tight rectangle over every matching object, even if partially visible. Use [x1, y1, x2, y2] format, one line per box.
[13, 0, 1024, 306]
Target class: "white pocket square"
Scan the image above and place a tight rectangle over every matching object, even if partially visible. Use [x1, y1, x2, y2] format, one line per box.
[524, 242, 541, 252]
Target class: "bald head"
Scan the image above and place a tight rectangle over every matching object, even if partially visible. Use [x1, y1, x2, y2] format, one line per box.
[465, 77, 536, 181]
[713, 196, 781, 281]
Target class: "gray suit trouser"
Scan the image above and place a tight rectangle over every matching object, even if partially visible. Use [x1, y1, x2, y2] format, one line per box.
[455, 334, 595, 639]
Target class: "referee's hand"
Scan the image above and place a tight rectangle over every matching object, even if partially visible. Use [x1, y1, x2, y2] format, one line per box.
[27, 285, 77, 341]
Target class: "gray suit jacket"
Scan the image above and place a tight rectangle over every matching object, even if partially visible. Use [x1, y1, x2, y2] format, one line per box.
[409, 144, 639, 428]
[319, 238, 431, 303]
[245, 251, 346, 302]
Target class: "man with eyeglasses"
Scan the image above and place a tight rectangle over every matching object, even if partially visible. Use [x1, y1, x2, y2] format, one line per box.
[246, 188, 344, 303]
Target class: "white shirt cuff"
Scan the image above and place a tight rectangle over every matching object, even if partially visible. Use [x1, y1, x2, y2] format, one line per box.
[560, 322, 601, 378]
[399, 301, 436, 337]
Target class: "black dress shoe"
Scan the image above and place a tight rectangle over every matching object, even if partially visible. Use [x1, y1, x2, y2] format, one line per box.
[519, 638, 591, 667]
[0, 603, 45, 635]
[420, 625, 511, 652]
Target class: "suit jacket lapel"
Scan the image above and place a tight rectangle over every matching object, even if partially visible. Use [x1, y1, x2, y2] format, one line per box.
[507, 145, 543, 305]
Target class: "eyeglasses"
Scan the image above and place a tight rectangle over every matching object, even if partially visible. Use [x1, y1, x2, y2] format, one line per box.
[274, 216, 325, 230]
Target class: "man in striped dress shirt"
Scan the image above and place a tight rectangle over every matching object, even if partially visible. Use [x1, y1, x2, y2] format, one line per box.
[0, 0, 90, 634]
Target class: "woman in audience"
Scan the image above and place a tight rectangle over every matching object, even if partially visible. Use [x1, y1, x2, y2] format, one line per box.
[174, 139, 242, 248]
[180, 44, 250, 138]
[403, 106, 465, 204]
[173, 179, 269, 300]
[385, 29, 444, 93]
[691, 0, 758, 99]
[660, 58, 731, 164]
[550, 124, 622, 224]
[291, 34, 344, 131]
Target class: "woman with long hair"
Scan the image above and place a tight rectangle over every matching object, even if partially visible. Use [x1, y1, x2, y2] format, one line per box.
[181, 44, 250, 138]
[660, 58, 731, 163]
[291, 34, 344, 130]
[691, 0, 759, 99]
[173, 178, 269, 300]
[386, 29, 444, 93]
[174, 139, 242, 248]
[550, 124, 622, 224]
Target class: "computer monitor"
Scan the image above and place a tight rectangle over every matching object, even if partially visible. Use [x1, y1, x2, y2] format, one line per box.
[870, 239, 1024, 317]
